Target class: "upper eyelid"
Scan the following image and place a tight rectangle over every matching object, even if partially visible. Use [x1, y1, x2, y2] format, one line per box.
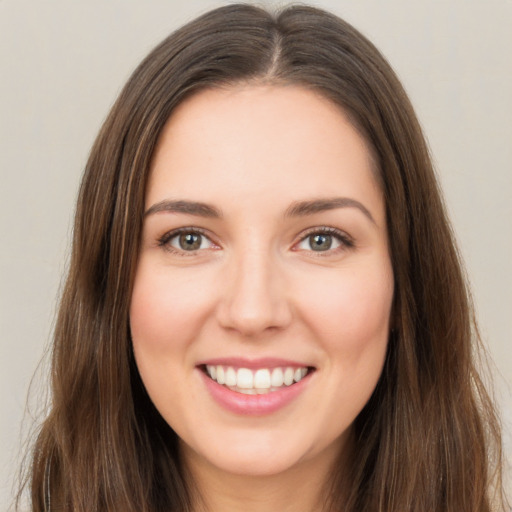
[295, 226, 353, 242]
[157, 226, 218, 249]
[159, 226, 211, 240]
[291, 226, 355, 253]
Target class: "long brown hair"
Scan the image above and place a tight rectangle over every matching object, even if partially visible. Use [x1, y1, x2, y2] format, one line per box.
[20, 4, 505, 511]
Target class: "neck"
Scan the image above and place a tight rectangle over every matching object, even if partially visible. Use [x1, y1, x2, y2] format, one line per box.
[182, 440, 347, 512]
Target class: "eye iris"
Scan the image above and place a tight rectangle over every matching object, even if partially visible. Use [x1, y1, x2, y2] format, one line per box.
[179, 233, 201, 250]
[310, 234, 332, 251]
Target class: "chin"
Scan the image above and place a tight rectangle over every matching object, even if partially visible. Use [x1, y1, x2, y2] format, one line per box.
[179, 424, 346, 480]
[193, 445, 308, 477]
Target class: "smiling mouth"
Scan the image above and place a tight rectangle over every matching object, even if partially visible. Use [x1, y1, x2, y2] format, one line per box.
[200, 365, 315, 395]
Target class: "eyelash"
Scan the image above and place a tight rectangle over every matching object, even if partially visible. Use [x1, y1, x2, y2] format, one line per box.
[294, 226, 355, 255]
[157, 227, 216, 256]
[157, 226, 354, 256]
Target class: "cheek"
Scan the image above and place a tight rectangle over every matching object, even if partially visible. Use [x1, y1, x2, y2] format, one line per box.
[294, 261, 393, 429]
[294, 260, 394, 354]
[129, 261, 216, 424]
[129, 262, 213, 353]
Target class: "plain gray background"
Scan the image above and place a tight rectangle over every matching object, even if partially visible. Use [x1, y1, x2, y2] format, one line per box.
[1, 0, 511, 508]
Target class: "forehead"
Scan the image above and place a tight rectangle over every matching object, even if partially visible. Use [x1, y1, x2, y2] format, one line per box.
[147, 85, 383, 220]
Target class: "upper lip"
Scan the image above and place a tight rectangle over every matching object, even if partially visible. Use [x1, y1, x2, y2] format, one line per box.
[196, 357, 314, 369]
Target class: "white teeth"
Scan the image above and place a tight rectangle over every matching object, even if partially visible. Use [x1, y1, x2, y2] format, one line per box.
[271, 368, 284, 387]
[205, 364, 310, 393]
[253, 369, 271, 389]
[283, 367, 294, 386]
[216, 366, 225, 385]
[238, 388, 256, 395]
[225, 367, 237, 386]
[237, 368, 253, 389]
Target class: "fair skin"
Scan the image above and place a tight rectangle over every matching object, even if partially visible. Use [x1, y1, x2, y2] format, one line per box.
[130, 85, 394, 512]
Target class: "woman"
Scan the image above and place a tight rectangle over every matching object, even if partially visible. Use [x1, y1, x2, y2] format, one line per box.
[19, 4, 506, 511]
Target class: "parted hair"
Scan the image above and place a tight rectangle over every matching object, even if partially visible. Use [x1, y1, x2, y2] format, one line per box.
[20, 4, 505, 511]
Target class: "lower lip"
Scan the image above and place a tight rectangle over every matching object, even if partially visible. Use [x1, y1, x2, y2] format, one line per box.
[199, 369, 312, 416]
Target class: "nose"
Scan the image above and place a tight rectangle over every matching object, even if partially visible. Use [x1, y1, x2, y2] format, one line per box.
[216, 248, 292, 337]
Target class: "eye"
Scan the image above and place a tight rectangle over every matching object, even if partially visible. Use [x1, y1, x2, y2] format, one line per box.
[159, 228, 217, 253]
[295, 228, 353, 253]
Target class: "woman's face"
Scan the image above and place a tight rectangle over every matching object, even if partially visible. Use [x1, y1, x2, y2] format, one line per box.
[130, 85, 394, 478]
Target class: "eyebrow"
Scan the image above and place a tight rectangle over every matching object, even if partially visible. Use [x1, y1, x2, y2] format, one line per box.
[144, 197, 375, 224]
[284, 197, 376, 224]
[144, 200, 222, 218]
